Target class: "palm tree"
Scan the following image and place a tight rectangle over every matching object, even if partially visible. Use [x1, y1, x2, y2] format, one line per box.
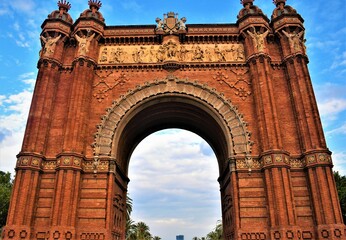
[152, 236, 161, 240]
[126, 194, 133, 220]
[135, 221, 152, 240]
[125, 194, 135, 239]
[206, 220, 223, 240]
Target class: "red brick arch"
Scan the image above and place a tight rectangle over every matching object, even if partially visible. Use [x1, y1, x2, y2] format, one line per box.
[93, 76, 253, 174]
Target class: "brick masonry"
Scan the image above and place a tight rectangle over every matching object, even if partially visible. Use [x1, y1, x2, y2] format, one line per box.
[2, 0, 345, 239]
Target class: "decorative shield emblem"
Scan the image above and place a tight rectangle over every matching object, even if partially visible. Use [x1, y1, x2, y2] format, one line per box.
[165, 16, 177, 31]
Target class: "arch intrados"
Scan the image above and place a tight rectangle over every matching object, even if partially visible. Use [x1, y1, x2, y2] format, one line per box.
[112, 94, 231, 174]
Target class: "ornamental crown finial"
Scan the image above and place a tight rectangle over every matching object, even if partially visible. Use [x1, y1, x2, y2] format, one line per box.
[273, 0, 286, 6]
[240, 0, 254, 7]
[57, 0, 71, 11]
[88, 0, 102, 10]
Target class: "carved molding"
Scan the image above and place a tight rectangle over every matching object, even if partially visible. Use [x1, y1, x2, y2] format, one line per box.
[92, 76, 253, 157]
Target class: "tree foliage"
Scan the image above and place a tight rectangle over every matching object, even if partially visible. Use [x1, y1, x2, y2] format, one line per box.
[334, 171, 346, 223]
[0, 171, 13, 228]
[194, 220, 223, 240]
[125, 193, 160, 240]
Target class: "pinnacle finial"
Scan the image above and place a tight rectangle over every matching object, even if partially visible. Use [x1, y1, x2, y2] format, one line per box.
[273, 0, 286, 6]
[57, 0, 71, 11]
[240, 0, 254, 7]
[88, 0, 102, 10]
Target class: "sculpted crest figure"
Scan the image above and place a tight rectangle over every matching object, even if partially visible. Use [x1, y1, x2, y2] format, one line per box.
[247, 27, 269, 52]
[282, 29, 305, 53]
[75, 31, 96, 56]
[40, 34, 61, 57]
[155, 18, 164, 31]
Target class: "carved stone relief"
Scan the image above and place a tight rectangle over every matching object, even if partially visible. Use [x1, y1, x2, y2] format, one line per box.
[98, 42, 245, 64]
[214, 69, 251, 101]
[93, 71, 129, 102]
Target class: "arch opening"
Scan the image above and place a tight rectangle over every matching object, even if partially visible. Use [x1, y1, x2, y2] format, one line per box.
[113, 94, 231, 176]
[128, 129, 221, 239]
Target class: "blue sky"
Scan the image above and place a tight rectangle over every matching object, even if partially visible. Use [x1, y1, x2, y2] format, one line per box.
[0, 0, 345, 239]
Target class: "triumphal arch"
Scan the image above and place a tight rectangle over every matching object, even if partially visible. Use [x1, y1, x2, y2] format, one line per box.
[3, 0, 345, 239]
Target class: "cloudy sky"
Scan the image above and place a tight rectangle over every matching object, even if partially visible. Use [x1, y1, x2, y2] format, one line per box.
[0, 0, 345, 239]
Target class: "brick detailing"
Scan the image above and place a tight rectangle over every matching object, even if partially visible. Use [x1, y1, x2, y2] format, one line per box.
[93, 76, 253, 157]
[240, 232, 266, 240]
[80, 233, 106, 239]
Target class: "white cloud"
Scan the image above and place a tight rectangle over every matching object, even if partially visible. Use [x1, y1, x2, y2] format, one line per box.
[331, 51, 346, 70]
[121, 1, 142, 12]
[327, 122, 346, 135]
[129, 129, 221, 240]
[332, 152, 346, 176]
[0, 95, 6, 106]
[10, 0, 35, 14]
[318, 98, 346, 121]
[0, 74, 34, 175]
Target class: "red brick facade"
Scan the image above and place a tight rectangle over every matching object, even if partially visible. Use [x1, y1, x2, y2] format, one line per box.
[2, 0, 345, 239]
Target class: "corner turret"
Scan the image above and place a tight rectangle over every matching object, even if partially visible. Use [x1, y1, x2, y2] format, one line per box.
[271, 0, 306, 57]
[40, 1, 73, 61]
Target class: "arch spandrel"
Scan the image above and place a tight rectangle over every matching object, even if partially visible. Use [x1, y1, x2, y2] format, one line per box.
[92, 76, 253, 174]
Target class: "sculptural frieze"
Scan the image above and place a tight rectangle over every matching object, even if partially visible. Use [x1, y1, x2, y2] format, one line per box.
[98, 42, 245, 64]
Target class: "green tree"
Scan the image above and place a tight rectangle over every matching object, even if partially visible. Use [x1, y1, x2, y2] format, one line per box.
[152, 236, 161, 240]
[126, 194, 136, 239]
[0, 171, 13, 228]
[206, 220, 223, 240]
[127, 221, 152, 240]
[334, 171, 346, 223]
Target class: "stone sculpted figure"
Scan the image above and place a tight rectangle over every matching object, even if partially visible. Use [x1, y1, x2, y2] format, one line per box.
[247, 27, 269, 52]
[178, 46, 189, 61]
[282, 29, 304, 53]
[132, 46, 146, 63]
[155, 17, 164, 31]
[178, 17, 187, 30]
[99, 48, 108, 62]
[75, 31, 96, 56]
[40, 34, 61, 57]
[214, 44, 226, 62]
[236, 45, 245, 60]
[165, 40, 178, 59]
[192, 45, 204, 61]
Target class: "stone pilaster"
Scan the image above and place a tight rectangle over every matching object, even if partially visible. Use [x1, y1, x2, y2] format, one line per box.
[2, 153, 43, 240]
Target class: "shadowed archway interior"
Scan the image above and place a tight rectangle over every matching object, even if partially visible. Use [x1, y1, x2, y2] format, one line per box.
[116, 95, 230, 175]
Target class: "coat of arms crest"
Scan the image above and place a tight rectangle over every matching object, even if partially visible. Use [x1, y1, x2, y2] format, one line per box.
[156, 12, 187, 34]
